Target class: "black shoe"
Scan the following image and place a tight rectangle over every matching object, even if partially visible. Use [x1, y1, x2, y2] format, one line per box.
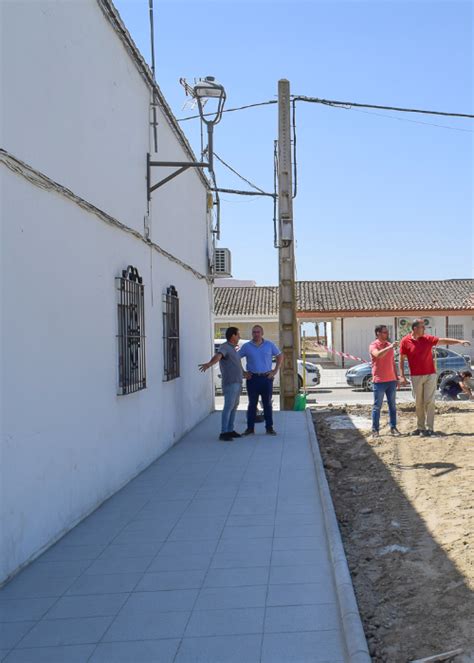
[390, 427, 401, 436]
[425, 429, 439, 437]
[411, 429, 424, 436]
[219, 433, 233, 441]
[229, 431, 242, 438]
[242, 428, 255, 436]
[266, 428, 277, 436]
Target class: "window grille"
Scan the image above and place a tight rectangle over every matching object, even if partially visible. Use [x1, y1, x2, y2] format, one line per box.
[116, 266, 146, 395]
[447, 324, 464, 340]
[163, 286, 180, 381]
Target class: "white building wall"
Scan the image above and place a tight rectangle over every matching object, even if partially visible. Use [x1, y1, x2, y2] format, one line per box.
[1, 0, 214, 583]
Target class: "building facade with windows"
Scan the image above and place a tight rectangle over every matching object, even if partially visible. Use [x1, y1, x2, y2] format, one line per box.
[1, 0, 216, 583]
[214, 280, 474, 366]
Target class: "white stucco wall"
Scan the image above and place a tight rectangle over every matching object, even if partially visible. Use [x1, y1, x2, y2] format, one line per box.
[1, 0, 214, 583]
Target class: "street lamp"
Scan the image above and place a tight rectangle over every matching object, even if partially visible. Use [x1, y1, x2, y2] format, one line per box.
[193, 76, 226, 173]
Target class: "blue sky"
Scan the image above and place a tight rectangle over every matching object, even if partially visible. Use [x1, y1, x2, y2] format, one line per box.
[115, 0, 473, 284]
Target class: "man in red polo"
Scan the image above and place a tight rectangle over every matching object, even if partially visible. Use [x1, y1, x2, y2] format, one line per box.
[399, 319, 471, 436]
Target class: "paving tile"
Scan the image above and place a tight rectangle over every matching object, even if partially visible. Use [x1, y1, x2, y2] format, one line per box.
[216, 538, 273, 556]
[174, 634, 261, 663]
[3, 644, 95, 662]
[261, 630, 345, 662]
[269, 564, 333, 586]
[203, 567, 269, 588]
[0, 622, 36, 649]
[0, 597, 56, 622]
[182, 499, 234, 516]
[264, 603, 340, 632]
[185, 607, 264, 637]
[271, 549, 329, 567]
[83, 556, 153, 575]
[230, 499, 276, 516]
[220, 525, 274, 540]
[119, 589, 198, 615]
[194, 585, 267, 610]
[44, 593, 129, 619]
[18, 560, 91, 580]
[147, 552, 213, 572]
[88, 639, 180, 662]
[266, 582, 334, 607]
[136, 570, 206, 591]
[0, 576, 75, 600]
[111, 530, 167, 545]
[272, 536, 325, 551]
[65, 573, 142, 596]
[158, 540, 217, 556]
[39, 544, 106, 562]
[226, 514, 275, 528]
[103, 610, 189, 641]
[168, 519, 226, 542]
[274, 523, 323, 538]
[98, 543, 163, 560]
[211, 549, 271, 569]
[17, 617, 113, 648]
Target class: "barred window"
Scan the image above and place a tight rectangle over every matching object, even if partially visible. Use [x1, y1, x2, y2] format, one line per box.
[116, 266, 146, 395]
[447, 324, 464, 340]
[163, 286, 180, 381]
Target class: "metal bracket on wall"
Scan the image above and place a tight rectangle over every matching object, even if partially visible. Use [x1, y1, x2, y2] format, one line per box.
[147, 153, 209, 200]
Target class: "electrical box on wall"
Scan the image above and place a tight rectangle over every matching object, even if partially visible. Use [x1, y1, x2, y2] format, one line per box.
[214, 248, 232, 278]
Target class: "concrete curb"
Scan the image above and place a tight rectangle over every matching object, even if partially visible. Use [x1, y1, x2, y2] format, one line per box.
[305, 408, 371, 663]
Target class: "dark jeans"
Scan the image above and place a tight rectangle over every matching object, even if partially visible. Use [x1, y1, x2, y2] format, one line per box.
[246, 375, 273, 430]
[372, 380, 397, 432]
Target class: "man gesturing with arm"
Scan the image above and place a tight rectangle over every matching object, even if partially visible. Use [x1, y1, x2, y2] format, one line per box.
[399, 319, 471, 436]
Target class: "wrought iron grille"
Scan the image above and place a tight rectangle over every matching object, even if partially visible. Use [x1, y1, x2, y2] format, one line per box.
[163, 285, 180, 381]
[116, 266, 146, 395]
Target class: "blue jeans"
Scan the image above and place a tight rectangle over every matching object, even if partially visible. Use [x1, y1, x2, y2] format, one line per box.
[247, 375, 273, 430]
[372, 380, 397, 432]
[221, 382, 241, 433]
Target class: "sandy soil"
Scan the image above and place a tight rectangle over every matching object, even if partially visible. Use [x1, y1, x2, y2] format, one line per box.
[312, 402, 474, 663]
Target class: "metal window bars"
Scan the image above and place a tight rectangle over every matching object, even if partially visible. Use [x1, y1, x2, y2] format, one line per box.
[116, 266, 146, 395]
[163, 286, 180, 381]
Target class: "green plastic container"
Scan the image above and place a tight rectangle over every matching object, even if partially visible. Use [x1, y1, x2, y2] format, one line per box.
[293, 393, 307, 411]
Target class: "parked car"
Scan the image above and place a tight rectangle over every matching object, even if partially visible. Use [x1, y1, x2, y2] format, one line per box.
[213, 339, 320, 392]
[345, 347, 471, 392]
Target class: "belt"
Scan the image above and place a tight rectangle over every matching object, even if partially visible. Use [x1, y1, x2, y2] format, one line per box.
[249, 372, 270, 377]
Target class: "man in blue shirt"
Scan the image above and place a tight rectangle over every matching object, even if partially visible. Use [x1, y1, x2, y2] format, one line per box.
[239, 325, 283, 435]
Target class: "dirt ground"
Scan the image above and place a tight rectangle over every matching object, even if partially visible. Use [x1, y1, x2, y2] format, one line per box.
[312, 402, 474, 663]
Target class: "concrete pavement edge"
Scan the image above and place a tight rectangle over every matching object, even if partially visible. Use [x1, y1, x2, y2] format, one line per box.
[305, 407, 371, 663]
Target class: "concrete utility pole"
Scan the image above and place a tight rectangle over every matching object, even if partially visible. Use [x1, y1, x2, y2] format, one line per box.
[277, 79, 298, 410]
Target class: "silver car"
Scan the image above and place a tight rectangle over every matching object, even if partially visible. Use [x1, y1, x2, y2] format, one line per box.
[345, 347, 471, 391]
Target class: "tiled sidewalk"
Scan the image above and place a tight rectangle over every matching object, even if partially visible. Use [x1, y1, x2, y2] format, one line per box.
[0, 412, 346, 663]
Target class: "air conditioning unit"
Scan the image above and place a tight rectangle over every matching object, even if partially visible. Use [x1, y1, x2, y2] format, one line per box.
[214, 248, 232, 278]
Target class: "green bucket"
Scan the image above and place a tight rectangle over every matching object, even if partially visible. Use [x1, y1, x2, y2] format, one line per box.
[293, 393, 307, 411]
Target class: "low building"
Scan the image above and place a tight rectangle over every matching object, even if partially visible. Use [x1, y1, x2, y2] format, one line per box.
[214, 280, 474, 365]
[1, 0, 216, 583]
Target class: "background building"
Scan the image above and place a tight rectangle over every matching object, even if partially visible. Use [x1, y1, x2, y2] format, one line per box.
[1, 0, 215, 583]
[214, 280, 474, 365]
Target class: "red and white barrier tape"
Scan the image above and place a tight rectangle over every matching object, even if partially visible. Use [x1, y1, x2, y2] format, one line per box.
[313, 344, 368, 364]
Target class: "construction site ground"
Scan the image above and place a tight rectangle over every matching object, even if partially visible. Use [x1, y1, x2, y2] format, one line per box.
[311, 402, 474, 663]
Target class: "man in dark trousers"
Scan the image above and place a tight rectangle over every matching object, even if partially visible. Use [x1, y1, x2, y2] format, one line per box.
[239, 325, 283, 436]
[199, 327, 243, 441]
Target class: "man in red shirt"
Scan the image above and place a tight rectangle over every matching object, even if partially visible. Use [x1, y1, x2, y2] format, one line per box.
[369, 325, 400, 438]
[399, 319, 471, 436]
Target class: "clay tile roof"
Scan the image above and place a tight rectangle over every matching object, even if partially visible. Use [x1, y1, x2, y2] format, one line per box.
[214, 280, 474, 316]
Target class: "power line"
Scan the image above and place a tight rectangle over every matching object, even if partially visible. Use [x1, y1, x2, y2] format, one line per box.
[213, 153, 266, 193]
[331, 104, 473, 133]
[177, 95, 474, 123]
[294, 95, 474, 120]
[177, 100, 277, 122]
